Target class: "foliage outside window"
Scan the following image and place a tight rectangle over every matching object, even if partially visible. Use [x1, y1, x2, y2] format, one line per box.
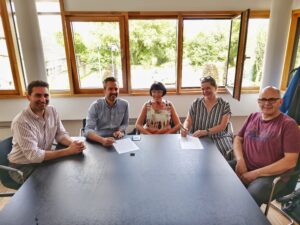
[182, 19, 231, 88]
[70, 21, 123, 89]
[242, 18, 269, 88]
[129, 19, 177, 89]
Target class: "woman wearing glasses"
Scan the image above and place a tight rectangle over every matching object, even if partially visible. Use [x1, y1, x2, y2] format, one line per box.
[135, 82, 181, 134]
[181, 76, 233, 159]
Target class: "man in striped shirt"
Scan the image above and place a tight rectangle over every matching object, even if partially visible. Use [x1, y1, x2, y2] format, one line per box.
[8, 80, 85, 184]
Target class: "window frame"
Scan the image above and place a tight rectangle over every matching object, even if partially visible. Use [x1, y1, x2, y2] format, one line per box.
[282, 10, 300, 90]
[64, 14, 128, 94]
[61, 11, 268, 96]
[0, 0, 23, 97]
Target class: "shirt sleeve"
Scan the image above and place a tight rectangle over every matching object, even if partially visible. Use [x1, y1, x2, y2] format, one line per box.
[222, 101, 232, 116]
[119, 102, 129, 133]
[283, 119, 300, 153]
[84, 102, 98, 137]
[12, 121, 45, 163]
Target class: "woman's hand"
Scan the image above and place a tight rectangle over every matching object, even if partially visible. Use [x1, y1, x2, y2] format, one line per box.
[192, 130, 208, 137]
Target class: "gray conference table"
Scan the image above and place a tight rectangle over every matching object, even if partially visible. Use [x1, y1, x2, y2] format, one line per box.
[0, 134, 271, 225]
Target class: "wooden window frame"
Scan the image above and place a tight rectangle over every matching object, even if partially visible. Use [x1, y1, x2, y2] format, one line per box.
[64, 14, 128, 94]
[281, 10, 300, 90]
[51, 3, 271, 96]
[0, 0, 23, 97]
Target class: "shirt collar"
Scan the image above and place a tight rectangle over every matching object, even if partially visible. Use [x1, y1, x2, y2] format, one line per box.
[104, 97, 118, 108]
[26, 105, 48, 120]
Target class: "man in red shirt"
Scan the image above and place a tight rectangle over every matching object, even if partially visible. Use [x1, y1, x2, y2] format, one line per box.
[230, 86, 300, 206]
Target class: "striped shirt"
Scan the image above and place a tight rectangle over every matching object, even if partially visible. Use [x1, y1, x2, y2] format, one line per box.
[189, 97, 233, 156]
[8, 105, 68, 164]
[85, 98, 129, 137]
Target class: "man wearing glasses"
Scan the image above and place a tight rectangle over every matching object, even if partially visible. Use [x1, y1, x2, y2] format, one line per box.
[230, 86, 300, 206]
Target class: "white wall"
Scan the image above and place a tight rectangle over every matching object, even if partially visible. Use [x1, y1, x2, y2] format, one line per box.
[64, 0, 271, 11]
[0, 93, 259, 122]
[293, 0, 300, 9]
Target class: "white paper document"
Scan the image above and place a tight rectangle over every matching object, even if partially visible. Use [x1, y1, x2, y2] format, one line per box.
[113, 138, 140, 154]
[180, 136, 204, 150]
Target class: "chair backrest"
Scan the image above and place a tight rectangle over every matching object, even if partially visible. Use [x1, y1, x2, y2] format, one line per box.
[0, 137, 13, 166]
[286, 155, 300, 191]
[80, 118, 87, 136]
[0, 137, 13, 180]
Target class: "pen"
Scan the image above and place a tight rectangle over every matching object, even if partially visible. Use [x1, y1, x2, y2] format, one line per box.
[180, 123, 188, 131]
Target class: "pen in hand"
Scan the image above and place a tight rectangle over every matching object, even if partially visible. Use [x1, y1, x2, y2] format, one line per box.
[180, 123, 188, 131]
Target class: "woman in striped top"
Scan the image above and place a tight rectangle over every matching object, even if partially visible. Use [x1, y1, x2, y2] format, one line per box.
[181, 76, 233, 159]
[135, 82, 181, 134]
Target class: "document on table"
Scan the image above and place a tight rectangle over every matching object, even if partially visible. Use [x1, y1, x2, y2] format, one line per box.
[113, 138, 140, 154]
[180, 136, 204, 150]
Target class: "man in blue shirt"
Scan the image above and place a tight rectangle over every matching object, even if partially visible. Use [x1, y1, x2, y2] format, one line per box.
[84, 77, 129, 146]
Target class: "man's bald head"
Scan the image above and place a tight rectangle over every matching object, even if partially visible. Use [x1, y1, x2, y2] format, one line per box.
[259, 86, 281, 99]
[258, 86, 282, 120]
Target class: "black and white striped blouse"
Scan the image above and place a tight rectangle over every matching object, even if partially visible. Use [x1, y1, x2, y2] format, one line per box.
[189, 97, 233, 156]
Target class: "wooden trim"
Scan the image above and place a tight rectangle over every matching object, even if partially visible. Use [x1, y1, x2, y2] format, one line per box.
[232, 9, 250, 101]
[281, 13, 299, 90]
[124, 13, 132, 94]
[59, 0, 74, 94]
[119, 16, 128, 93]
[176, 15, 183, 94]
[64, 15, 80, 93]
[249, 10, 270, 18]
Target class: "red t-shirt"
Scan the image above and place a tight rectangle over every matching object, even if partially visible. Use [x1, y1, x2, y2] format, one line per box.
[238, 112, 300, 171]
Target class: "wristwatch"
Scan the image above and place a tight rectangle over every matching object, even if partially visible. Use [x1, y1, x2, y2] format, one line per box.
[206, 128, 210, 135]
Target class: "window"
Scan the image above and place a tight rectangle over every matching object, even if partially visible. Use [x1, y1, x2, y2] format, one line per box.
[129, 19, 177, 90]
[242, 18, 269, 88]
[181, 19, 231, 88]
[2, 4, 264, 97]
[282, 11, 300, 90]
[65, 16, 126, 93]
[36, 0, 70, 91]
[0, 0, 22, 95]
[0, 14, 14, 90]
[225, 9, 249, 100]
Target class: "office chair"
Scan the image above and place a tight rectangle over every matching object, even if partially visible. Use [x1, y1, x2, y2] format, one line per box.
[0, 137, 23, 197]
[224, 121, 234, 160]
[80, 118, 87, 136]
[264, 155, 300, 225]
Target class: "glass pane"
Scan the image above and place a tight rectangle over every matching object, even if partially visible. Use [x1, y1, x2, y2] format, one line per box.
[38, 14, 70, 90]
[182, 19, 231, 88]
[242, 19, 269, 87]
[129, 20, 177, 89]
[293, 39, 300, 69]
[0, 16, 15, 90]
[226, 16, 241, 88]
[71, 21, 123, 89]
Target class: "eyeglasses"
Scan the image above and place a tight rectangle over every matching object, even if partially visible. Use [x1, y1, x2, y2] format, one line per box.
[257, 98, 280, 104]
[200, 76, 214, 82]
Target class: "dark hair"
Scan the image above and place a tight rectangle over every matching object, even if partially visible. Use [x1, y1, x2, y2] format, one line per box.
[27, 80, 49, 95]
[149, 82, 167, 96]
[200, 76, 217, 88]
[103, 76, 118, 89]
